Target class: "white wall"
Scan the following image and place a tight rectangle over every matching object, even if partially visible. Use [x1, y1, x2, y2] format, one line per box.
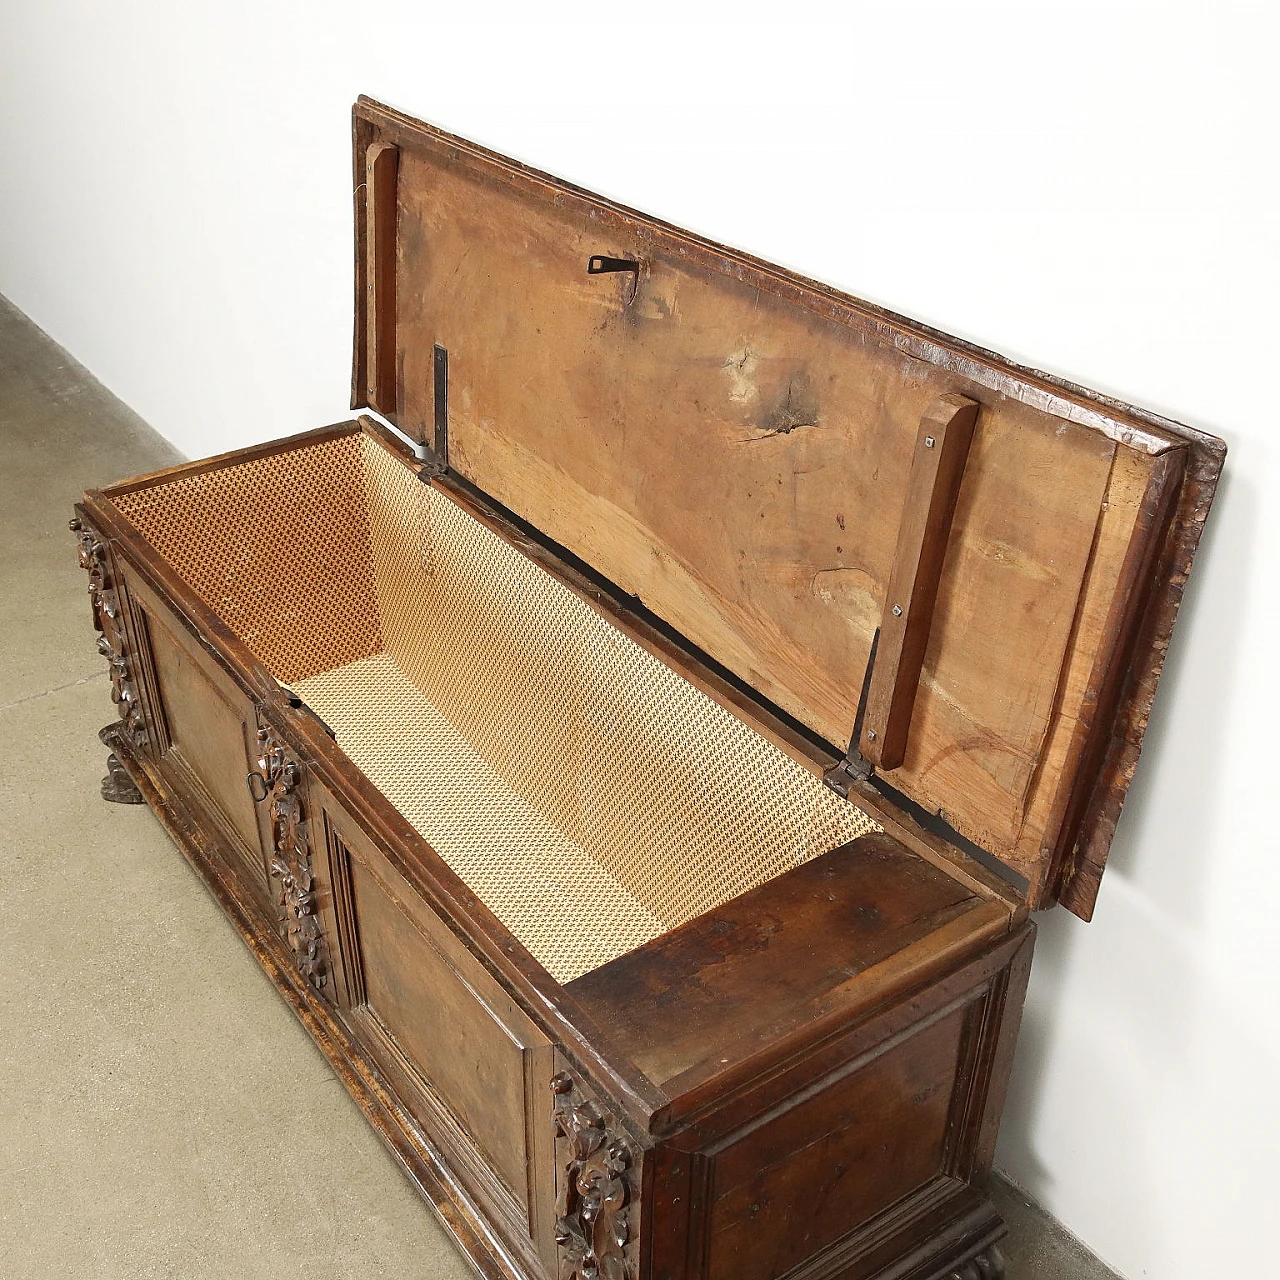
[3, 3, 1276, 1276]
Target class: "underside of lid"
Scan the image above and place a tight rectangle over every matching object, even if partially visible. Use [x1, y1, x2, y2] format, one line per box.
[350, 96, 1224, 919]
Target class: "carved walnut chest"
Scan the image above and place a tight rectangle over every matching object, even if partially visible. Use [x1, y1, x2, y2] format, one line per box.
[71, 97, 1223, 1280]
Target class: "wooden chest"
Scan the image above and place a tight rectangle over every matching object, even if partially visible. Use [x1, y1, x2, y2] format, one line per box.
[71, 97, 1223, 1280]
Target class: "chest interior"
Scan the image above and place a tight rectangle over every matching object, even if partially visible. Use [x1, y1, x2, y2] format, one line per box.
[113, 429, 884, 984]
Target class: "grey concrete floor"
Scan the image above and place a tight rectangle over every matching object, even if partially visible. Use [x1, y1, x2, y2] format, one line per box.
[0, 294, 1122, 1279]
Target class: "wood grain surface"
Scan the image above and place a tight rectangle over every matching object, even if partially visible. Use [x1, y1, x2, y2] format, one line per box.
[861, 393, 979, 769]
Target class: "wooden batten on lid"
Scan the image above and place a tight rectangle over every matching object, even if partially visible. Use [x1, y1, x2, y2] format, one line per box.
[349, 96, 1224, 921]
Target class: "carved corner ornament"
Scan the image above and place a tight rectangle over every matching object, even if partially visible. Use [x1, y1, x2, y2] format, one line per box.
[945, 1244, 1006, 1280]
[71, 515, 147, 802]
[250, 726, 329, 994]
[99, 724, 143, 804]
[551, 1071, 635, 1280]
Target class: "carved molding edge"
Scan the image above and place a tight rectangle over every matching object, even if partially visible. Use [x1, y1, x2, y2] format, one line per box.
[551, 1071, 635, 1280]
[251, 726, 329, 994]
[71, 516, 149, 798]
[945, 1244, 1006, 1280]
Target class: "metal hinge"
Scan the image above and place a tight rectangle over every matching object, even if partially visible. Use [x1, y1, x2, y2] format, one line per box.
[413, 343, 450, 480]
[823, 628, 880, 799]
[417, 449, 447, 480]
[823, 748, 874, 800]
[432, 343, 449, 469]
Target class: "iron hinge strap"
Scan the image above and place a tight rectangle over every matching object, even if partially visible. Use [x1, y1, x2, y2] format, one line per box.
[823, 628, 880, 799]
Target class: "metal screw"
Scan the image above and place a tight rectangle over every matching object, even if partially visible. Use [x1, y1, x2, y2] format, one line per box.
[892, 604, 903, 616]
[925, 435, 935, 448]
[867, 729, 877, 741]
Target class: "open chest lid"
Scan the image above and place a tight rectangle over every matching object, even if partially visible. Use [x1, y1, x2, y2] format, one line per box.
[350, 96, 1223, 921]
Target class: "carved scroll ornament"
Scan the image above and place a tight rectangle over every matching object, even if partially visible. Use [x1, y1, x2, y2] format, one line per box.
[551, 1071, 634, 1280]
[250, 727, 329, 994]
[71, 515, 147, 803]
[71, 516, 148, 751]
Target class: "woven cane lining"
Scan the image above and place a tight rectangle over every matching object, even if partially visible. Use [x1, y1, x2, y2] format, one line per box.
[117, 432, 880, 982]
[114, 435, 384, 684]
[294, 653, 664, 983]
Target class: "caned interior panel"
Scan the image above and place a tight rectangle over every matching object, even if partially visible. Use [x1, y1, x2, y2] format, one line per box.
[114, 434, 384, 684]
[296, 652, 665, 982]
[116, 432, 880, 982]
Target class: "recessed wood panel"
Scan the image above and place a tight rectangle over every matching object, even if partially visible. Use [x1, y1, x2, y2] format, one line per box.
[706, 1007, 968, 1280]
[348, 854, 542, 1204]
[145, 610, 263, 864]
